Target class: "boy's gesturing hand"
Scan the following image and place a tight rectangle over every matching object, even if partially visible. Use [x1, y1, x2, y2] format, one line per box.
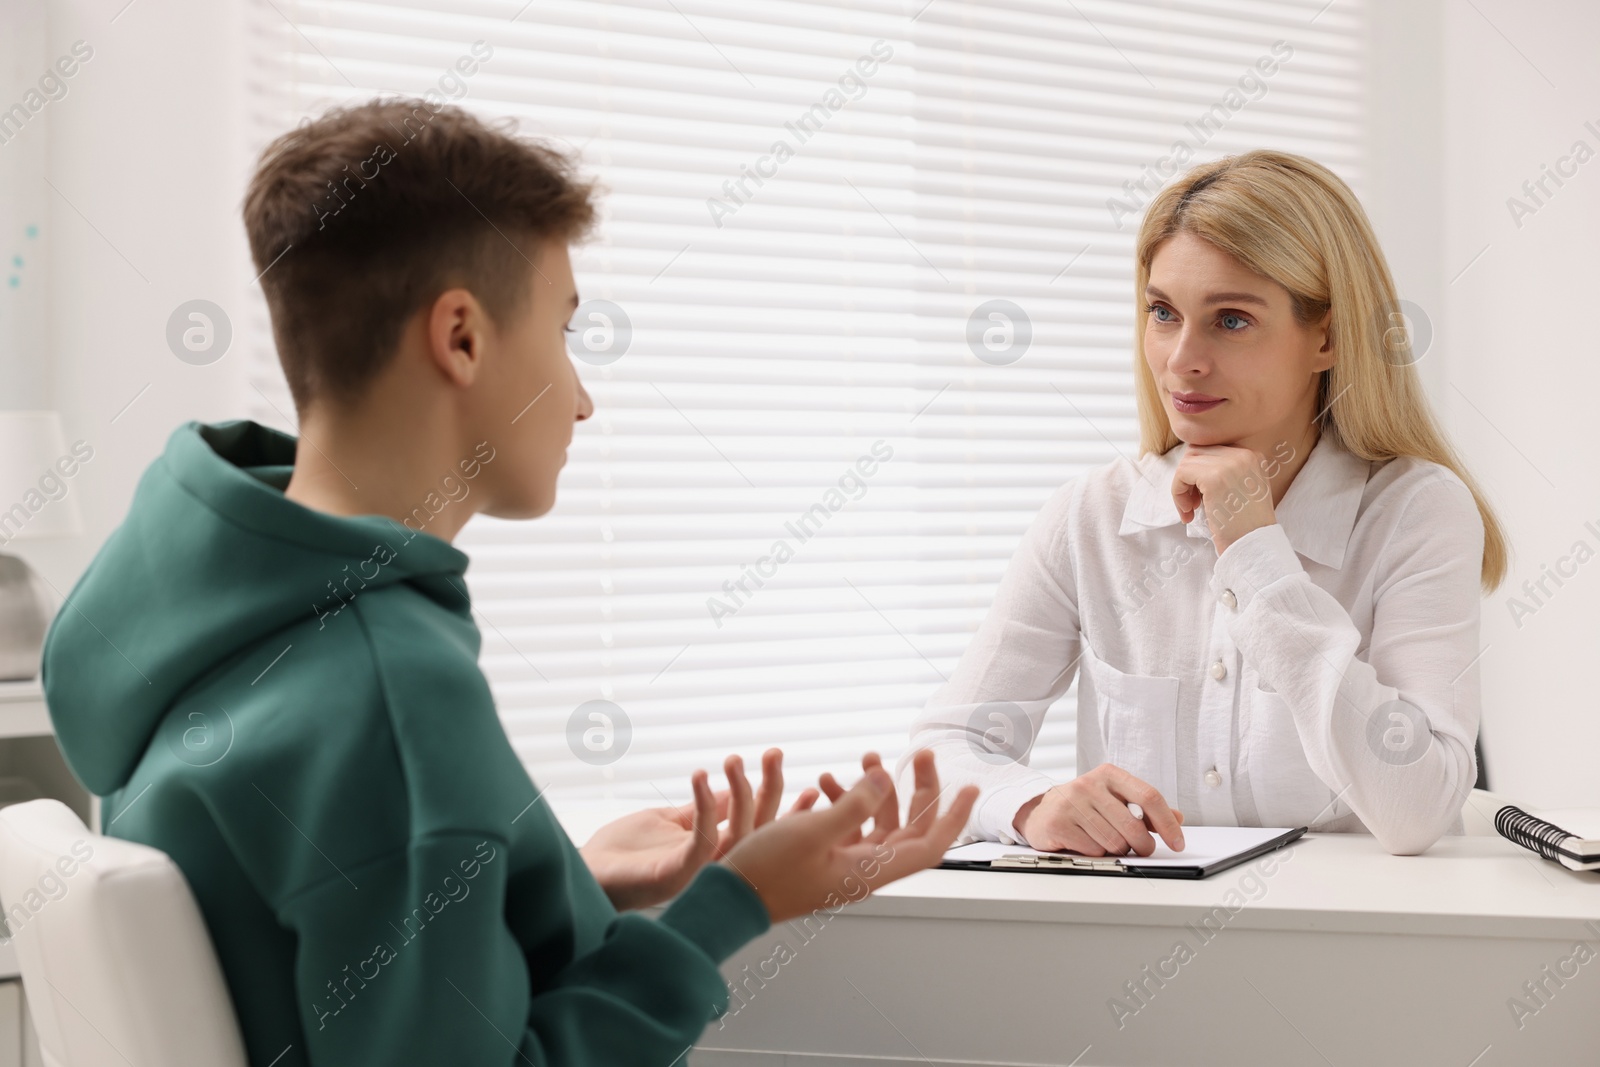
[815, 750, 902, 844]
[580, 748, 820, 912]
[720, 749, 979, 925]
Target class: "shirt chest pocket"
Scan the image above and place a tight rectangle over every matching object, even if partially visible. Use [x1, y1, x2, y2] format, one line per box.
[1244, 688, 1335, 828]
[1084, 651, 1181, 800]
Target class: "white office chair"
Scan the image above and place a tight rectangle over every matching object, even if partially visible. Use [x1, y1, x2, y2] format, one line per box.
[0, 799, 248, 1067]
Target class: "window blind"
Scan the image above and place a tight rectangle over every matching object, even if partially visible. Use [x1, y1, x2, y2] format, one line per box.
[245, 0, 1367, 807]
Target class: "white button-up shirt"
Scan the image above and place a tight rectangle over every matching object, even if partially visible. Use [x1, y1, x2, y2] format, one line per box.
[899, 430, 1486, 855]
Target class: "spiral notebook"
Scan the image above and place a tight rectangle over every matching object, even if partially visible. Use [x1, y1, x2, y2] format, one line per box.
[1494, 806, 1600, 871]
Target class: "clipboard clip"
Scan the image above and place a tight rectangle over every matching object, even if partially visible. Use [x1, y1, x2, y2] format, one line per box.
[992, 853, 1126, 872]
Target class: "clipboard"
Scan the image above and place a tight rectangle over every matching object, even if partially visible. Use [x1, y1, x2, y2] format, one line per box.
[938, 825, 1307, 880]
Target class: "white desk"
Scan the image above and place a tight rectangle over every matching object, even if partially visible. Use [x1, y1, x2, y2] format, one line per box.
[557, 794, 1600, 1066]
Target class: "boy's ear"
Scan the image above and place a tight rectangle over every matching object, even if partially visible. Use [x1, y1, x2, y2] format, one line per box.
[425, 288, 488, 387]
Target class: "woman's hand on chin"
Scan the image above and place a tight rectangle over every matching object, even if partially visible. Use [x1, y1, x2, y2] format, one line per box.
[1171, 443, 1280, 555]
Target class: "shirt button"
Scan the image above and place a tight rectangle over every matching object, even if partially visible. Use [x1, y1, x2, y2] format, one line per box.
[1220, 589, 1237, 610]
[1210, 659, 1227, 681]
[1204, 768, 1223, 788]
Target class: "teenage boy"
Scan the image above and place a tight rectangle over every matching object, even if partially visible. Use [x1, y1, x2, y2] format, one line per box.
[41, 98, 977, 1066]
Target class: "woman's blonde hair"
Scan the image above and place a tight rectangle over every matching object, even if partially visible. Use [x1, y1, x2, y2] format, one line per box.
[1131, 149, 1507, 593]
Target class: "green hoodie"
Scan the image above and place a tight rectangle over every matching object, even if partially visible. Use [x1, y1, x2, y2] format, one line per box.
[41, 419, 771, 1066]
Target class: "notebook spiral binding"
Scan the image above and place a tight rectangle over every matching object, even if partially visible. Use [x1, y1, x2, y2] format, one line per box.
[1495, 804, 1572, 862]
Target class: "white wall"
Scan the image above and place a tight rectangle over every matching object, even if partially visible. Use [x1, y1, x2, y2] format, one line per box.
[1295, 0, 1595, 810]
[0, 2, 51, 411]
[13, 0, 250, 594]
[1363, 0, 1445, 402]
[1440, 0, 1600, 806]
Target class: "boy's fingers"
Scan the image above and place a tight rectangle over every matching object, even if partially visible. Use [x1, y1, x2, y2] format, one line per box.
[888, 769, 970, 848]
[687, 771, 719, 861]
[788, 787, 820, 814]
[861, 752, 900, 836]
[753, 748, 784, 827]
[674, 782, 731, 826]
[903, 749, 941, 835]
[817, 767, 893, 839]
[725, 754, 755, 839]
[875, 784, 979, 879]
[816, 770, 866, 845]
[817, 772, 845, 804]
[704, 788, 735, 818]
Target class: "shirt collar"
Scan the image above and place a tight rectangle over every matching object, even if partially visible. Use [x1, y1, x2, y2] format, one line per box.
[1118, 431, 1372, 569]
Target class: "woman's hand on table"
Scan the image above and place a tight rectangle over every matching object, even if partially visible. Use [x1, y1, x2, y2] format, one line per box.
[1013, 763, 1185, 857]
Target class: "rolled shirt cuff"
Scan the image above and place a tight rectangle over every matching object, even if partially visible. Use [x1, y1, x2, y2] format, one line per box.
[1210, 522, 1302, 613]
[977, 773, 1057, 845]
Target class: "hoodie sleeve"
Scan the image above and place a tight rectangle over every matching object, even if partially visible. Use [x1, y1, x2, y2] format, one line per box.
[283, 833, 769, 1067]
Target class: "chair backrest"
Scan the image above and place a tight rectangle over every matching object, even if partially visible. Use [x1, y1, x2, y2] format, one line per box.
[0, 799, 248, 1067]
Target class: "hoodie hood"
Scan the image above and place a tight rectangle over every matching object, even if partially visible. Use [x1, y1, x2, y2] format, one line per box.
[41, 419, 470, 796]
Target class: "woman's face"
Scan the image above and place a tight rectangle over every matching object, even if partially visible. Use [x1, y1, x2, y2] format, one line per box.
[1142, 232, 1333, 452]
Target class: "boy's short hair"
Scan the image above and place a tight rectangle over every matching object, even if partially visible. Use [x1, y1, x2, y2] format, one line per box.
[243, 98, 595, 412]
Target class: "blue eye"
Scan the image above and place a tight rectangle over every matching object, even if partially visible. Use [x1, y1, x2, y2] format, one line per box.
[1144, 303, 1173, 322]
[1220, 313, 1249, 330]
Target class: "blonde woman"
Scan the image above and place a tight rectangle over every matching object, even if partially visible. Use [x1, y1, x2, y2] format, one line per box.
[899, 150, 1507, 858]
